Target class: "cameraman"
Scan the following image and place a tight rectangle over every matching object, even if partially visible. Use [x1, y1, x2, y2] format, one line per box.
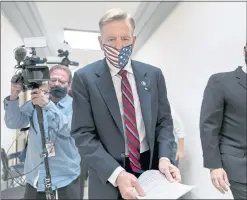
[3, 65, 81, 199]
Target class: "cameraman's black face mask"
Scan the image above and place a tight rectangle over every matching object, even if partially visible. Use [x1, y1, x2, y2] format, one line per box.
[50, 86, 67, 99]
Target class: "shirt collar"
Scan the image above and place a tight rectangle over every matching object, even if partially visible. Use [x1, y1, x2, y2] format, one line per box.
[54, 94, 70, 107]
[242, 66, 246, 74]
[106, 58, 133, 77]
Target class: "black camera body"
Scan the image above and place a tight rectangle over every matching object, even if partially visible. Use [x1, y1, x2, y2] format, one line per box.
[12, 47, 50, 91]
[12, 46, 79, 92]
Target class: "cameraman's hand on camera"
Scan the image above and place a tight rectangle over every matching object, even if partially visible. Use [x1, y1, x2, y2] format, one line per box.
[10, 83, 22, 101]
[31, 89, 49, 108]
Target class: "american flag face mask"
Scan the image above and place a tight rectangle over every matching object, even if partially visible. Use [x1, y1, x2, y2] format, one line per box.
[103, 44, 133, 69]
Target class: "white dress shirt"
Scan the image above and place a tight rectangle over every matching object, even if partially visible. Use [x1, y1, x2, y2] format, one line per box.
[106, 59, 169, 187]
[242, 66, 246, 74]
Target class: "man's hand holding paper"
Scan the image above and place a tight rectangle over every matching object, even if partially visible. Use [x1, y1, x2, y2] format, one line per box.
[135, 170, 195, 199]
[117, 171, 146, 199]
[159, 159, 182, 183]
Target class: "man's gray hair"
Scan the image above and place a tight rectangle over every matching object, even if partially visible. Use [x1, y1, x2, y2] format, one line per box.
[99, 8, 135, 33]
[49, 65, 72, 84]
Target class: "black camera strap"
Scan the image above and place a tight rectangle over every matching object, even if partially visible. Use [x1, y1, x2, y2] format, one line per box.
[35, 105, 55, 200]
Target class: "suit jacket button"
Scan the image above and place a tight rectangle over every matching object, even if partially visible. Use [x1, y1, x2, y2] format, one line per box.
[121, 153, 125, 157]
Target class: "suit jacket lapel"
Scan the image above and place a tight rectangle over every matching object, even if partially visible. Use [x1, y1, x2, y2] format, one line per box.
[235, 66, 247, 90]
[131, 61, 152, 142]
[95, 59, 124, 137]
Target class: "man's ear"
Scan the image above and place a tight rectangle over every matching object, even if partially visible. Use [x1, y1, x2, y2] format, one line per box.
[98, 36, 104, 51]
[67, 82, 72, 92]
[132, 35, 136, 48]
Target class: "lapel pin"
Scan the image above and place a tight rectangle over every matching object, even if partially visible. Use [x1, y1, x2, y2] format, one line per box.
[141, 81, 149, 91]
[141, 81, 146, 86]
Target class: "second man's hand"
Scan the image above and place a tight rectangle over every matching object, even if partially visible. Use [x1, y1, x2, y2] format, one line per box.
[117, 171, 145, 199]
[210, 168, 230, 194]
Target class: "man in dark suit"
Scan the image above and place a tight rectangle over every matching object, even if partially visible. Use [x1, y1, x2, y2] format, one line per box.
[71, 8, 181, 199]
[200, 43, 247, 199]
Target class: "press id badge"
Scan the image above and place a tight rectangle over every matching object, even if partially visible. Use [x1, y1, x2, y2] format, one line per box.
[46, 142, 56, 157]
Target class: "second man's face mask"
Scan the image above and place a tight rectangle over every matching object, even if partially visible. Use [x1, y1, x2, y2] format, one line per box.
[102, 44, 133, 69]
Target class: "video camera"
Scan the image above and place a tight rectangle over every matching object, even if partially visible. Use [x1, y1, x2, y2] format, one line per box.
[12, 37, 79, 91]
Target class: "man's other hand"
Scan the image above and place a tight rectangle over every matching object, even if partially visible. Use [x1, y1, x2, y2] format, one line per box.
[159, 159, 182, 183]
[117, 171, 145, 199]
[210, 168, 230, 194]
[10, 83, 22, 100]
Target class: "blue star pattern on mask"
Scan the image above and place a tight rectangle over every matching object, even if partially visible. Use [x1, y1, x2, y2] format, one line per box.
[118, 45, 133, 69]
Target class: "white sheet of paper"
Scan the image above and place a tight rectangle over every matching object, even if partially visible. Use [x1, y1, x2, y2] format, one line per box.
[135, 170, 195, 199]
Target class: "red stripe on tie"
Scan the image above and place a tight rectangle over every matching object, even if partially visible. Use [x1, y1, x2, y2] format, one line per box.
[123, 107, 135, 125]
[127, 122, 139, 141]
[129, 156, 142, 169]
[122, 94, 134, 111]
[130, 161, 141, 172]
[121, 84, 134, 102]
[128, 141, 140, 158]
[126, 126, 140, 149]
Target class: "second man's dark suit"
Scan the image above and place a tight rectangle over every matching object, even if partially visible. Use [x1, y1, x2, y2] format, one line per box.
[200, 66, 247, 199]
[71, 59, 174, 199]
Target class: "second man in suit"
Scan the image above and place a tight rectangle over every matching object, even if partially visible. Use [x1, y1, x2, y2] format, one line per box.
[200, 42, 247, 199]
[71, 8, 181, 199]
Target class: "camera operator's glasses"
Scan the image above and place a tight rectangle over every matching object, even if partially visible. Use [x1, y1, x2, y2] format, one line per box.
[49, 78, 67, 85]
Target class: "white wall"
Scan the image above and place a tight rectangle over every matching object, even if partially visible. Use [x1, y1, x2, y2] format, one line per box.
[1, 12, 24, 151]
[134, 2, 246, 199]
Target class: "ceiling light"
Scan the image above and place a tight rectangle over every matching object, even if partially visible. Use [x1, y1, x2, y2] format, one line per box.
[64, 30, 101, 50]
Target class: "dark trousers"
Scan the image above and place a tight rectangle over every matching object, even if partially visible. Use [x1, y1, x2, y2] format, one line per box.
[118, 151, 150, 199]
[124, 150, 150, 177]
[24, 177, 82, 199]
[230, 180, 247, 200]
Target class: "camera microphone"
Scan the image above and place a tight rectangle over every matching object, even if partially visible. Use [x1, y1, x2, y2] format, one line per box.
[69, 61, 79, 66]
[14, 46, 27, 62]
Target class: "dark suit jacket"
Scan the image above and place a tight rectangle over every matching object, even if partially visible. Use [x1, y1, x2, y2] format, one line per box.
[200, 66, 247, 183]
[71, 59, 174, 199]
